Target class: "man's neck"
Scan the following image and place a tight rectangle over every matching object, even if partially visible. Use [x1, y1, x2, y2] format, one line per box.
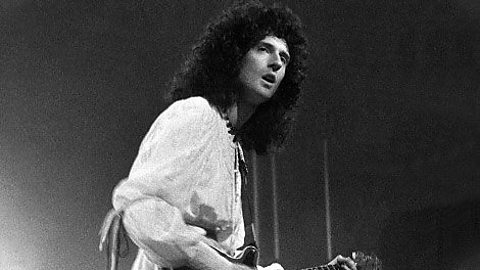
[228, 100, 257, 130]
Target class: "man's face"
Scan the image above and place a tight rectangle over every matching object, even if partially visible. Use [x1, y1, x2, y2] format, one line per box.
[238, 35, 290, 106]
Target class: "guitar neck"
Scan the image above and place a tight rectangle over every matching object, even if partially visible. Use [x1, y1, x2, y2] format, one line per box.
[301, 265, 341, 270]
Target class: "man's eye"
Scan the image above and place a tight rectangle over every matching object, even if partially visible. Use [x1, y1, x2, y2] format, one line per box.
[258, 46, 268, 52]
[281, 54, 290, 65]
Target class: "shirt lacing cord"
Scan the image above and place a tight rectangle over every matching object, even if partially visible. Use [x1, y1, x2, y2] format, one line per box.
[99, 209, 130, 270]
[236, 141, 257, 249]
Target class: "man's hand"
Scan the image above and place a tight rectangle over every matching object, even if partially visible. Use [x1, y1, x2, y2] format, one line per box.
[328, 255, 357, 270]
[257, 262, 284, 270]
[231, 262, 283, 270]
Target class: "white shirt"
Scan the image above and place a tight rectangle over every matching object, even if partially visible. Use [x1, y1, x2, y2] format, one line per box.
[112, 97, 246, 269]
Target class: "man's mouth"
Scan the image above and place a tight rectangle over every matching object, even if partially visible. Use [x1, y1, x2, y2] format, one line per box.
[262, 74, 276, 84]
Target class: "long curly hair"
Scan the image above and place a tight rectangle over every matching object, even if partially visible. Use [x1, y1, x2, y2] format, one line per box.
[168, 0, 308, 154]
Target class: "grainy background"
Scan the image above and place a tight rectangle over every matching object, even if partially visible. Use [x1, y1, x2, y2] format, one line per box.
[1, 1, 479, 269]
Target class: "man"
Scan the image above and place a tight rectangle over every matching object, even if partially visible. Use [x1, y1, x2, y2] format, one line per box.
[100, 1, 357, 270]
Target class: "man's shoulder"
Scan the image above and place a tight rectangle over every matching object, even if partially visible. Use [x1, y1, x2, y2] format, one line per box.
[169, 96, 215, 115]
[160, 96, 222, 127]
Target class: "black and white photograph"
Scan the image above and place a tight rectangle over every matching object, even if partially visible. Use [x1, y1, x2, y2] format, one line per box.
[1, 1, 479, 269]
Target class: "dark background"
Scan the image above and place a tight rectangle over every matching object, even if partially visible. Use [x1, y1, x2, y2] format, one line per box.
[1, 0, 479, 269]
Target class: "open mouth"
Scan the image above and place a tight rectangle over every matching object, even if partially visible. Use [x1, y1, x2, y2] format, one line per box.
[262, 74, 276, 84]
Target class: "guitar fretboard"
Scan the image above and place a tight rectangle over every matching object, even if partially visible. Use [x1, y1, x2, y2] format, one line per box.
[302, 265, 340, 270]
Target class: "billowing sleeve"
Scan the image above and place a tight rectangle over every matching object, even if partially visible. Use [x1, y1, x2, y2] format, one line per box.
[111, 98, 225, 268]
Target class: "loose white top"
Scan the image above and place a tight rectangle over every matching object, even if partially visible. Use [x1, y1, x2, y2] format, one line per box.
[112, 97, 246, 269]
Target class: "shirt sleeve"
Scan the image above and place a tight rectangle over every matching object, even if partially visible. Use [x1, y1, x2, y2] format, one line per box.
[111, 98, 224, 268]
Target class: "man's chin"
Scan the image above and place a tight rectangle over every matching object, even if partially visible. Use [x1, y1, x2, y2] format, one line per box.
[255, 95, 272, 105]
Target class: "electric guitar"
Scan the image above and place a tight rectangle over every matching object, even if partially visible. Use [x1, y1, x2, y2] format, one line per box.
[174, 245, 382, 270]
[100, 211, 381, 270]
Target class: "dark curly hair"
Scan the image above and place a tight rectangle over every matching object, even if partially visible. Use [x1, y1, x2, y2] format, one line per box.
[168, 0, 308, 154]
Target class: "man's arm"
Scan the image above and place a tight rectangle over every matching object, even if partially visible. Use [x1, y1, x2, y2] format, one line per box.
[121, 198, 254, 270]
[184, 241, 255, 270]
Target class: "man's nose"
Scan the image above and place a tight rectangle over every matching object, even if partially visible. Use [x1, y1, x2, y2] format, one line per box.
[268, 54, 283, 71]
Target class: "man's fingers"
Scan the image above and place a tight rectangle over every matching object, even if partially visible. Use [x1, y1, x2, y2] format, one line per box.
[336, 255, 357, 270]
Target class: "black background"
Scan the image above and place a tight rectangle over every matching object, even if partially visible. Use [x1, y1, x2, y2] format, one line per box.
[1, 0, 479, 269]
